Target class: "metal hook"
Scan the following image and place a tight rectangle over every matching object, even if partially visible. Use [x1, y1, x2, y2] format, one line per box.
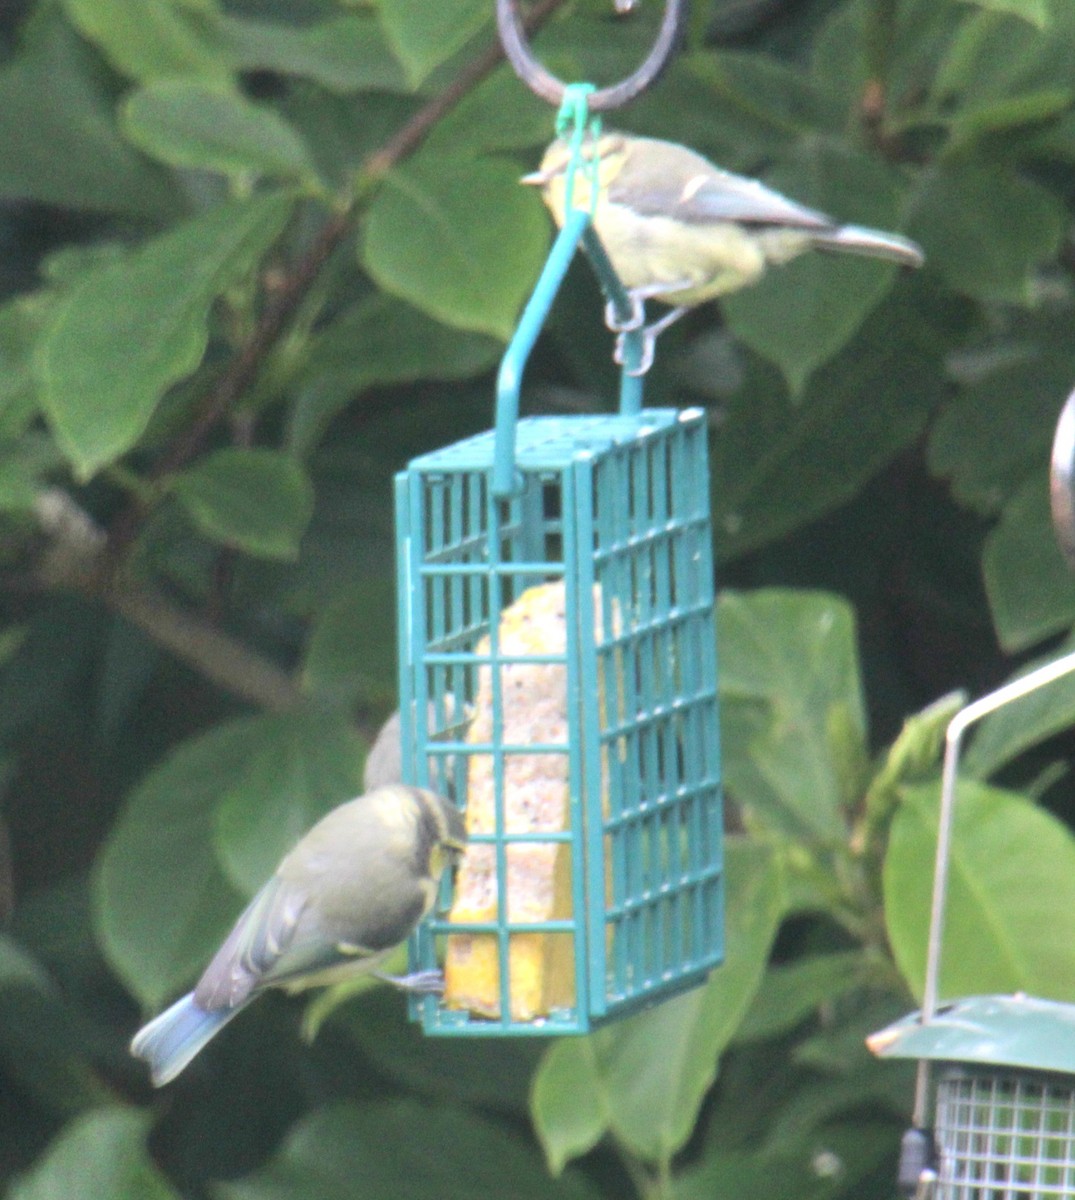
[1050, 386, 1075, 571]
[496, 0, 688, 111]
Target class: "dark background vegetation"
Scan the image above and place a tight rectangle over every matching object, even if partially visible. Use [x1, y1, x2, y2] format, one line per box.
[1, 0, 1075, 1197]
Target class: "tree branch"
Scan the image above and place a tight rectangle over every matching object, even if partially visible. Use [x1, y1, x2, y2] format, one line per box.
[109, 0, 567, 563]
[105, 583, 302, 713]
[74, 3, 569, 710]
[34, 489, 302, 713]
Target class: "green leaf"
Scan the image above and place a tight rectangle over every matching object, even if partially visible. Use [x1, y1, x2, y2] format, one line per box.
[532, 840, 785, 1171]
[0, 934, 52, 993]
[884, 780, 1075, 1000]
[734, 951, 868, 1043]
[286, 294, 500, 457]
[708, 285, 946, 559]
[983, 469, 1075, 651]
[9, 1107, 179, 1200]
[959, 0, 1050, 26]
[935, 7, 1066, 117]
[212, 712, 364, 896]
[300, 581, 399, 707]
[531, 1038, 607, 1176]
[37, 191, 294, 480]
[334, 985, 544, 1116]
[0, 934, 106, 1115]
[684, 51, 843, 151]
[122, 81, 321, 186]
[674, 1121, 897, 1200]
[717, 590, 865, 841]
[93, 718, 254, 1009]
[928, 310, 1075, 515]
[424, 66, 566, 157]
[722, 140, 914, 393]
[214, 1101, 599, 1200]
[963, 636, 1075, 778]
[172, 448, 315, 560]
[378, 0, 489, 87]
[812, 0, 963, 131]
[60, 0, 230, 82]
[908, 164, 1065, 303]
[0, 15, 177, 216]
[601, 841, 784, 1162]
[362, 155, 550, 340]
[216, 12, 409, 92]
[0, 298, 47, 442]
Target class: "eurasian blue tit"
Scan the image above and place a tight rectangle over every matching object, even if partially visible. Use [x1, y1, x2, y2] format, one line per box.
[522, 131, 924, 363]
[130, 784, 465, 1086]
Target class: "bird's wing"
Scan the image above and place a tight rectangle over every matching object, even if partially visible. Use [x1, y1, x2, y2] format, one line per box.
[192, 870, 430, 1010]
[193, 876, 312, 1010]
[611, 165, 836, 230]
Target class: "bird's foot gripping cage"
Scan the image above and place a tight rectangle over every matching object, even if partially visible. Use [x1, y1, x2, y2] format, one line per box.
[393, 209, 723, 1036]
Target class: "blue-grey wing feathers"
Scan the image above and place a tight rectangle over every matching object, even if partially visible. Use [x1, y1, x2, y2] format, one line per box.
[611, 155, 833, 230]
[607, 138, 923, 268]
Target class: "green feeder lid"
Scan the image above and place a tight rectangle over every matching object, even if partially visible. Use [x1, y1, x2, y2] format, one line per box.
[868, 994, 1075, 1074]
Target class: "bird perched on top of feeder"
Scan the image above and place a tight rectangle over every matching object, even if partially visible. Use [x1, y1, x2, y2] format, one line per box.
[522, 131, 924, 369]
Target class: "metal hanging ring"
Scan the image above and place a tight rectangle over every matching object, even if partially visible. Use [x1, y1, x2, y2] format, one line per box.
[496, 0, 688, 111]
[1050, 386, 1075, 572]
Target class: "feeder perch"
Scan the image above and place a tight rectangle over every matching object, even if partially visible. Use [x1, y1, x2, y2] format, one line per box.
[393, 208, 723, 1035]
[870, 995, 1075, 1199]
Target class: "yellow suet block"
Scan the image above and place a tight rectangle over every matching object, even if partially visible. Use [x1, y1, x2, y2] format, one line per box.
[445, 580, 598, 1021]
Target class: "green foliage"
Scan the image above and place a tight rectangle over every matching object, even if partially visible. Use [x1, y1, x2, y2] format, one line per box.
[361, 154, 551, 339]
[532, 840, 786, 1174]
[3, 0, 1075, 1197]
[214, 1101, 601, 1200]
[171, 448, 315, 560]
[122, 82, 324, 188]
[38, 191, 295, 478]
[9, 1107, 179, 1200]
[885, 779, 1075, 999]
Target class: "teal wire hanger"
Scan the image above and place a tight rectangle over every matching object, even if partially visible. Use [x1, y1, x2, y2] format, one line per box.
[491, 88, 647, 497]
[490, 2, 689, 497]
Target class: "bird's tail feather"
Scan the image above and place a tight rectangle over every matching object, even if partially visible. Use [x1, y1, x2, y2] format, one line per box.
[815, 224, 924, 268]
[130, 992, 241, 1087]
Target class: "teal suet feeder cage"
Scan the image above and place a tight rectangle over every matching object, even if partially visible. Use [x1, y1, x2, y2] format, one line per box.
[870, 390, 1075, 1199]
[393, 185, 723, 1035]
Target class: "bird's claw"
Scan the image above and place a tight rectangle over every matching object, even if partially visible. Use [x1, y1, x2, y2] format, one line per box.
[614, 329, 656, 376]
[376, 969, 446, 994]
[604, 291, 646, 334]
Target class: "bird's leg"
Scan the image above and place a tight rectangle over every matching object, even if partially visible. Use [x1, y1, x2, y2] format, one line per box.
[613, 303, 689, 377]
[375, 969, 445, 994]
[644, 304, 689, 341]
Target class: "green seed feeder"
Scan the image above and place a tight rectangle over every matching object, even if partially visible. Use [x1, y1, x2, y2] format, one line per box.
[869, 645, 1075, 1197]
[873, 996, 1075, 1200]
[394, 207, 724, 1035]
[870, 396, 1075, 1198]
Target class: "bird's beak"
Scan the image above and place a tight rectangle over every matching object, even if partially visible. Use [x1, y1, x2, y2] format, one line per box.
[519, 169, 547, 186]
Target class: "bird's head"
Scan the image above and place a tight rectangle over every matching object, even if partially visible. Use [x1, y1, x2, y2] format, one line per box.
[521, 132, 629, 224]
